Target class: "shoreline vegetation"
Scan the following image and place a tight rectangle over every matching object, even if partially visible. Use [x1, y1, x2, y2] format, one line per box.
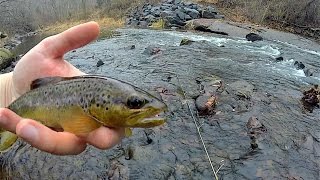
[40, 17, 124, 39]
[0, 0, 319, 43]
[210, 0, 319, 43]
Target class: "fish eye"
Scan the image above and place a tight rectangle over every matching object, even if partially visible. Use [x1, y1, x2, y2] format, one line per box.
[127, 96, 146, 109]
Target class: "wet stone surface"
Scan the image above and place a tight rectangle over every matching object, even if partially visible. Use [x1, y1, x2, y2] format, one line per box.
[1, 29, 320, 179]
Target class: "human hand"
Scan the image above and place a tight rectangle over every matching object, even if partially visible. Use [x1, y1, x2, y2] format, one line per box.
[0, 22, 124, 155]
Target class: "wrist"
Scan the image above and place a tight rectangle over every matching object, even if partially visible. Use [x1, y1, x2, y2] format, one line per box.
[0, 72, 17, 107]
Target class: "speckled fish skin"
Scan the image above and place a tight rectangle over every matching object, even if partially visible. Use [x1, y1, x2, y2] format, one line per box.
[7, 75, 167, 135]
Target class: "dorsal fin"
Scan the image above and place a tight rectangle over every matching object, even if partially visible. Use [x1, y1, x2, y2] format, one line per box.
[30, 75, 106, 90]
[30, 76, 70, 90]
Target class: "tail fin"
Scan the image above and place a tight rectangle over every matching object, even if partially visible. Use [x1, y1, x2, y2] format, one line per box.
[0, 131, 18, 152]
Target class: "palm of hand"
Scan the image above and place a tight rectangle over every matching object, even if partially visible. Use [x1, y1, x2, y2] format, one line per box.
[13, 35, 84, 96]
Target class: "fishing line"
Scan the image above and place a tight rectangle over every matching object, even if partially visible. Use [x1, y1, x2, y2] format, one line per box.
[175, 75, 219, 180]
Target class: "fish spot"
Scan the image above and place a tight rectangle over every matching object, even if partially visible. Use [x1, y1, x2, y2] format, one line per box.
[96, 103, 100, 107]
[107, 95, 111, 98]
[103, 100, 107, 104]
[105, 107, 109, 110]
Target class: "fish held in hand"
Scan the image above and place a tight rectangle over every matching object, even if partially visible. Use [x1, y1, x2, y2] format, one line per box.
[0, 75, 167, 151]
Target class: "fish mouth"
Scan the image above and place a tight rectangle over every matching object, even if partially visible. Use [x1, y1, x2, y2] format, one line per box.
[129, 107, 166, 128]
[139, 112, 166, 127]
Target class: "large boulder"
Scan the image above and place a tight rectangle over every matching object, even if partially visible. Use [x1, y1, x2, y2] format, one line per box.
[166, 16, 186, 27]
[0, 48, 14, 70]
[245, 33, 263, 42]
[175, 9, 188, 21]
[183, 7, 200, 19]
[201, 7, 218, 19]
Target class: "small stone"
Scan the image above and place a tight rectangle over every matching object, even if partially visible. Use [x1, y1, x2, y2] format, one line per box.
[143, 45, 162, 55]
[96, 60, 104, 67]
[167, 0, 174, 4]
[275, 56, 284, 62]
[246, 116, 267, 137]
[246, 117, 263, 130]
[130, 20, 139, 26]
[195, 95, 217, 115]
[0, 32, 7, 38]
[180, 38, 194, 46]
[139, 21, 149, 28]
[160, 10, 175, 18]
[145, 14, 156, 22]
[294, 61, 305, 70]
[185, 14, 192, 21]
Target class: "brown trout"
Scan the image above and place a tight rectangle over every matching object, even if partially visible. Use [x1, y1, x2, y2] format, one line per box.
[0, 75, 167, 151]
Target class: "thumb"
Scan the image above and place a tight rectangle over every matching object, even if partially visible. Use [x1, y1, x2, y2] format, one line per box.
[34, 21, 100, 59]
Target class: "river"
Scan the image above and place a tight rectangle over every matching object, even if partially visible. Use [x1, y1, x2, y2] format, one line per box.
[1, 28, 320, 179]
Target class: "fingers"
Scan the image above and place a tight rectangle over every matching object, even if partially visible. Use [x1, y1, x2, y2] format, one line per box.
[0, 108, 123, 155]
[36, 21, 100, 59]
[1, 108, 86, 155]
[16, 119, 87, 155]
[0, 108, 21, 133]
[86, 127, 125, 149]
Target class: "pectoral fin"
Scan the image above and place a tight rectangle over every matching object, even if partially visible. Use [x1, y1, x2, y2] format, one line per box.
[0, 131, 18, 152]
[60, 107, 103, 135]
[125, 128, 133, 137]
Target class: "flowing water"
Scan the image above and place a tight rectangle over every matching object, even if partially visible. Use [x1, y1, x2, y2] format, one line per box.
[1, 28, 320, 179]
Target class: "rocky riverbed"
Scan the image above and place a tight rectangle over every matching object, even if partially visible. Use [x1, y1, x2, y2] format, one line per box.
[0, 25, 319, 179]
